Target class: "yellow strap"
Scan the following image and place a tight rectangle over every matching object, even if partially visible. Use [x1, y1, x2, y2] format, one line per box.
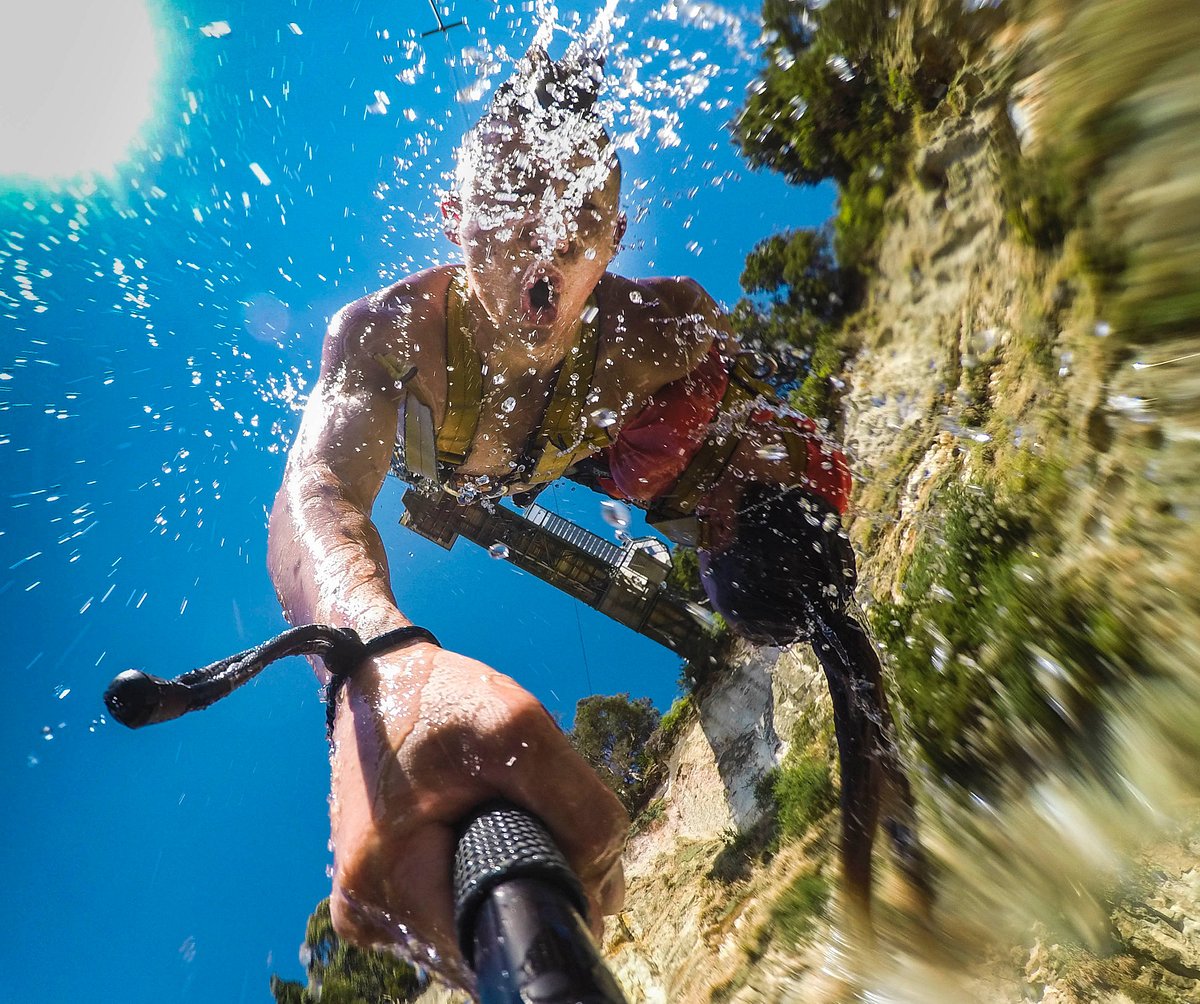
[436, 270, 605, 488]
[523, 295, 606, 486]
[437, 272, 483, 465]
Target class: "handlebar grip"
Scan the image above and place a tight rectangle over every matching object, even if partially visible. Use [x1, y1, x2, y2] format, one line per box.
[453, 802, 628, 1004]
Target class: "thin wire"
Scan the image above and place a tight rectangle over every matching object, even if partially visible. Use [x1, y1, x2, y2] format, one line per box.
[552, 481, 595, 695]
[423, 1, 474, 137]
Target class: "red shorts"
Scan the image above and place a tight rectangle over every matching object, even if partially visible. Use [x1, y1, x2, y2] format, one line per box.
[598, 346, 851, 514]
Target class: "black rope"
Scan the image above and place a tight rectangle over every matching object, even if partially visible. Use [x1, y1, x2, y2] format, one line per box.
[104, 624, 440, 737]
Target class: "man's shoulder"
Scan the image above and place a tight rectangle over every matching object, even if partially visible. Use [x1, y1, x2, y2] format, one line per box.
[323, 265, 458, 370]
[331, 265, 458, 335]
[600, 272, 720, 318]
[597, 272, 724, 389]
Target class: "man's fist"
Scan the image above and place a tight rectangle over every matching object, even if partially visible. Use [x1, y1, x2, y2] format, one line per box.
[326, 642, 627, 989]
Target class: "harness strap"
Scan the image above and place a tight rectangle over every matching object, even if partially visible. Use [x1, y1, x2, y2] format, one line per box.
[439, 273, 484, 465]
[432, 270, 606, 490]
[523, 300, 608, 486]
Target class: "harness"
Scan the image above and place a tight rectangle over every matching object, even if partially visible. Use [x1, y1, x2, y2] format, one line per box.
[388, 272, 609, 503]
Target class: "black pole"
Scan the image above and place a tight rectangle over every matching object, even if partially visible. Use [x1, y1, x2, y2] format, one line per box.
[454, 803, 629, 1004]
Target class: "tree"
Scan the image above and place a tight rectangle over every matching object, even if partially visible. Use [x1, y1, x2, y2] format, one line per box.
[270, 898, 421, 1004]
[570, 694, 661, 814]
[665, 545, 706, 602]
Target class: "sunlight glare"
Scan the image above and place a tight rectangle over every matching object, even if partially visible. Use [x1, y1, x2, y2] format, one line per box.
[0, 0, 161, 181]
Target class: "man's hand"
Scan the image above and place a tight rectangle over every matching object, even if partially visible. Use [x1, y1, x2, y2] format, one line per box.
[327, 641, 628, 988]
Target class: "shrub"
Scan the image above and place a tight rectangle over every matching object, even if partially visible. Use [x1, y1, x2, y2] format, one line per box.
[773, 755, 837, 842]
[570, 693, 661, 814]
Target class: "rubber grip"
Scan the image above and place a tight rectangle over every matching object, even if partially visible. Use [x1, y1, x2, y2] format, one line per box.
[453, 802, 587, 957]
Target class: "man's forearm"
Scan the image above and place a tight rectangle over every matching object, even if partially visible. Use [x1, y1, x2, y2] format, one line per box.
[268, 465, 411, 641]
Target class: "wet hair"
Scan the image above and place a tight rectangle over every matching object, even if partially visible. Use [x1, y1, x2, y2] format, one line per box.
[455, 46, 621, 199]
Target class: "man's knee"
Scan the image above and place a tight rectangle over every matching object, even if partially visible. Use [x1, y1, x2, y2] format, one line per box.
[699, 483, 858, 646]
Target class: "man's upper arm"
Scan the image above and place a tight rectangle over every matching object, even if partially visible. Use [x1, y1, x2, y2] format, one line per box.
[644, 276, 730, 388]
[288, 303, 401, 511]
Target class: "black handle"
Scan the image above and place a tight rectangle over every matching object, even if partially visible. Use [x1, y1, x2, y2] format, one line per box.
[454, 803, 628, 1004]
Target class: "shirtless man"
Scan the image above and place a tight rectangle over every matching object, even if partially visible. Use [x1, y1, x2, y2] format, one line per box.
[269, 47, 925, 986]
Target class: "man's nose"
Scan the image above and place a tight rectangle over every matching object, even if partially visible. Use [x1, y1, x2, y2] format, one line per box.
[524, 225, 572, 258]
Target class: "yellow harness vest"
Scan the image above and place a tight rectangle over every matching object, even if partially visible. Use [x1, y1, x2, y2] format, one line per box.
[390, 272, 609, 500]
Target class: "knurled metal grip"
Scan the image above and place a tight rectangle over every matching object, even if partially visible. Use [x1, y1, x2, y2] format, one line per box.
[453, 803, 587, 954]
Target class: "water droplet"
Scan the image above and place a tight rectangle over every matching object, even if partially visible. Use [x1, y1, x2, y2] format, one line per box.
[581, 304, 599, 324]
[826, 54, 855, 82]
[41, 726, 53, 741]
[628, 290, 643, 304]
[601, 499, 631, 530]
[755, 443, 788, 461]
[500, 396, 516, 414]
[1094, 320, 1112, 337]
[488, 542, 509, 560]
[591, 407, 618, 429]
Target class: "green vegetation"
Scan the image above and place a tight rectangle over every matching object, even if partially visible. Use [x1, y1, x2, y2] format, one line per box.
[729, 1, 1010, 421]
[733, 1, 998, 279]
[270, 898, 419, 1004]
[630, 797, 666, 834]
[711, 722, 837, 884]
[657, 693, 693, 741]
[771, 752, 837, 843]
[769, 872, 830, 945]
[999, 143, 1082, 251]
[665, 544, 706, 602]
[729, 227, 852, 422]
[570, 693, 661, 814]
[868, 474, 1145, 793]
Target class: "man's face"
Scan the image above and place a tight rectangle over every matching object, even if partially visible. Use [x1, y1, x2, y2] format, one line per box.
[452, 128, 623, 335]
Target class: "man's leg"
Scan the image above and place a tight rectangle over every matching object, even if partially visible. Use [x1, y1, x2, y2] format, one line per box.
[699, 484, 933, 931]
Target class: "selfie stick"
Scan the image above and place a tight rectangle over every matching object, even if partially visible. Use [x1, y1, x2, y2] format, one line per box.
[104, 626, 629, 1004]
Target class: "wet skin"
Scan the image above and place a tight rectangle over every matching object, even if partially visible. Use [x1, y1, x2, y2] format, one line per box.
[267, 136, 744, 984]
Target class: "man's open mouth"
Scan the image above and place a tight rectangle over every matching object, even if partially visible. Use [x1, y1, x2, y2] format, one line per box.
[521, 263, 562, 326]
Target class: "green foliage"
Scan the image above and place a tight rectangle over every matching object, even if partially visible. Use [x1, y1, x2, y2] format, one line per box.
[736, 5, 901, 190]
[730, 227, 852, 423]
[570, 693, 661, 814]
[740, 229, 849, 321]
[657, 694, 693, 741]
[734, 2, 919, 274]
[1000, 147, 1080, 250]
[270, 898, 420, 1004]
[869, 474, 1144, 793]
[709, 819, 777, 884]
[773, 754, 836, 842]
[870, 482, 1038, 786]
[630, 797, 666, 834]
[665, 545, 705, 602]
[770, 873, 829, 944]
[756, 723, 837, 844]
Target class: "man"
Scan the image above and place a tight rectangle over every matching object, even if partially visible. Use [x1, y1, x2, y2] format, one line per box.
[269, 47, 925, 987]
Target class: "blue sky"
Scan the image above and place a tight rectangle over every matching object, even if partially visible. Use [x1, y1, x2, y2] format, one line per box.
[0, 1, 831, 999]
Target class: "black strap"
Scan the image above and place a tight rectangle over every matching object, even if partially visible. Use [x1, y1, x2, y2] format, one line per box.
[323, 625, 441, 737]
[104, 623, 440, 737]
